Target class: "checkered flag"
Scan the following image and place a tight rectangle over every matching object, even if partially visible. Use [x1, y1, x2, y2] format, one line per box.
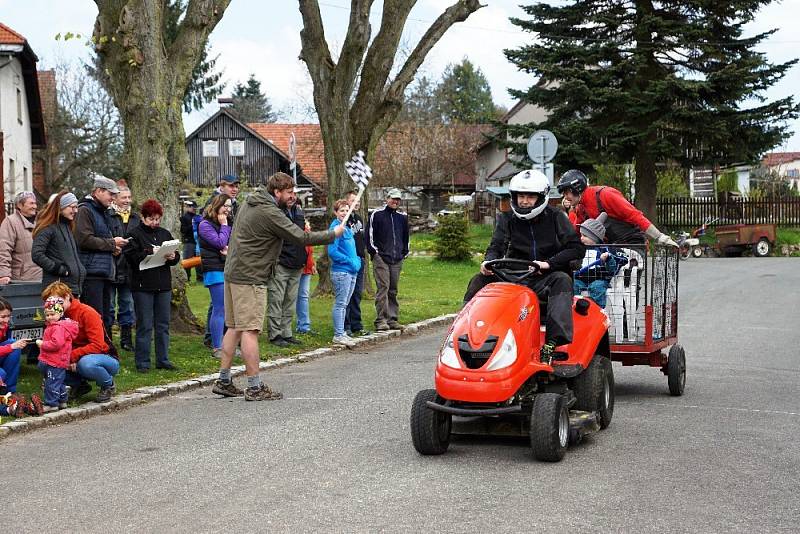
[344, 150, 372, 190]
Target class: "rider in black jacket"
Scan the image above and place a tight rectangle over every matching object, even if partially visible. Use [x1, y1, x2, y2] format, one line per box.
[463, 169, 585, 364]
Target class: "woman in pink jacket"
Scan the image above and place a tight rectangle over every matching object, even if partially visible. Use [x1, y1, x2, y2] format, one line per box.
[36, 296, 79, 412]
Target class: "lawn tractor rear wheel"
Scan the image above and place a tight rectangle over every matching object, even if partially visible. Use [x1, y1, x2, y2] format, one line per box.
[691, 246, 703, 258]
[667, 344, 686, 396]
[573, 355, 615, 429]
[410, 389, 451, 455]
[530, 393, 569, 462]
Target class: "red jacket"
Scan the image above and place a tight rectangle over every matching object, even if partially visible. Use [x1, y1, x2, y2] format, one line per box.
[572, 186, 651, 232]
[0, 323, 13, 359]
[38, 319, 79, 368]
[65, 299, 109, 363]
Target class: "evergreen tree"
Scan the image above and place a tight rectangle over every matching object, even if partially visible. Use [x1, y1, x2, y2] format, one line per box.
[230, 74, 276, 124]
[400, 76, 440, 123]
[163, 0, 226, 113]
[505, 0, 799, 220]
[436, 59, 496, 124]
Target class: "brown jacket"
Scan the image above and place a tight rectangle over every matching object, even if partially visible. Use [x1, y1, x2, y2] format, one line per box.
[0, 212, 42, 281]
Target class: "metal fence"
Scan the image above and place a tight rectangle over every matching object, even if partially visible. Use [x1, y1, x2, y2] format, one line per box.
[657, 196, 800, 228]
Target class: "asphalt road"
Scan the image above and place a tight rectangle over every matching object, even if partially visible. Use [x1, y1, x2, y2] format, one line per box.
[3, 258, 799, 533]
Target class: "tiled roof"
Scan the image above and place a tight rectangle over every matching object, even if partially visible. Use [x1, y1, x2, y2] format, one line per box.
[0, 22, 26, 45]
[248, 123, 327, 186]
[763, 152, 800, 167]
[37, 70, 57, 125]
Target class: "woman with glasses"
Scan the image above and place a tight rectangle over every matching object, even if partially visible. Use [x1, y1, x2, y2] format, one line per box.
[124, 199, 180, 372]
[198, 194, 232, 358]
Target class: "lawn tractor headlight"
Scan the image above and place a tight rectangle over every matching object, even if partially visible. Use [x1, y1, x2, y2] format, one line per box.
[439, 333, 460, 369]
[486, 329, 517, 371]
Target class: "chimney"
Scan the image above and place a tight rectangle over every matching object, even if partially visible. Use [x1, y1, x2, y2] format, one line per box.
[218, 97, 233, 108]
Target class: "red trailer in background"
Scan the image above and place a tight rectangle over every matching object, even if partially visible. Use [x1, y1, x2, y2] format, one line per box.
[714, 223, 776, 257]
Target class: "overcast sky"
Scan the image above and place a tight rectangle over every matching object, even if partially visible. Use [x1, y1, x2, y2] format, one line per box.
[2, 0, 800, 151]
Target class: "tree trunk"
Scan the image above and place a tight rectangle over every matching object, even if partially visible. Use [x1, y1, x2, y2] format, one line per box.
[634, 144, 658, 223]
[93, 0, 230, 332]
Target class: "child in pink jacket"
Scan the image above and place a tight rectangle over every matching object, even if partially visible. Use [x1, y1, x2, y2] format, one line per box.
[37, 296, 79, 412]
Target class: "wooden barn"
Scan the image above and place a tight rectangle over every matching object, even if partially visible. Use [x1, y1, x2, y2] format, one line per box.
[185, 108, 318, 191]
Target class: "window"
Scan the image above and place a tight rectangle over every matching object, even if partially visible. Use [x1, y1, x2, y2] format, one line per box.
[229, 140, 245, 157]
[202, 140, 219, 157]
[8, 159, 15, 194]
[787, 168, 799, 178]
[16, 88, 23, 124]
[23, 166, 28, 188]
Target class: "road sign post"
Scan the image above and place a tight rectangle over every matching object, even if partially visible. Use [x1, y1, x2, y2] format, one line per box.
[527, 129, 559, 197]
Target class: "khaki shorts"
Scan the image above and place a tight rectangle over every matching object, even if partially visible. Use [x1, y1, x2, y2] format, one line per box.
[224, 282, 268, 332]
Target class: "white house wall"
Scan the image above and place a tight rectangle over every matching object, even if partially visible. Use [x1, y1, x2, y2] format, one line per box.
[0, 54, 33, 198]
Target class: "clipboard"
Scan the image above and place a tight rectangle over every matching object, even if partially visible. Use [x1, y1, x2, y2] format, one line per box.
[139, 239, 181, 270]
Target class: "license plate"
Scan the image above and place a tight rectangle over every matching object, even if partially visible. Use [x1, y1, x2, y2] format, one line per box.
[12, 327, 43, 340]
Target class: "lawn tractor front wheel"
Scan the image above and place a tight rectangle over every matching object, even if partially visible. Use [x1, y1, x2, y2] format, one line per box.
[410, 389, 452, 455]
[530, 393, 569, 462]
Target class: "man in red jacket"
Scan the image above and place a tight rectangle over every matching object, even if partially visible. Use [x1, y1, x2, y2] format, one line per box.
[558, 169, 677, 246]
[41, 282, 119, 403]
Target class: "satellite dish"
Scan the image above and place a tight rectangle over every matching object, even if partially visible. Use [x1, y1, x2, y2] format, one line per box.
[527, 130, 558, 164]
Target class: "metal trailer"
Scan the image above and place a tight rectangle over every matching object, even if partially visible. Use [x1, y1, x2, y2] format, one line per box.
[714, 223, 776, 257]
[578, 244, 684, 395]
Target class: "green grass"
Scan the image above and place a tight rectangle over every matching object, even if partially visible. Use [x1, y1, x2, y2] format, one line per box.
[410, 223, 493, 254]
[9, 256, 481, 406]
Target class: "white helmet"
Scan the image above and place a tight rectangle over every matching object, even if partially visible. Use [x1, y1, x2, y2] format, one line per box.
[509, 169, 550, 220]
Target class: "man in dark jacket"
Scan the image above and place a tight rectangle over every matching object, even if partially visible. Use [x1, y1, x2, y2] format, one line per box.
[108, 183, 140, 351]
[463, 169, 586, 364]
[344, 190, 367, 336]
[74, 176, 129, 332]
[366, 188, 409, 331]
[179, 200, 199, 281]
[266, 190, 307, 347]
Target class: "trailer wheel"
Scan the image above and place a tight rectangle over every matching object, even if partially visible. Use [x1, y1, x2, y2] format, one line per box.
[753, 238, 771, 257]
[530, 393, 569, 462]
[410, 389, 451, 455]
[691, 246, 703, 258]
[573, 355, 614, 429]
[667, 344, 686, 396]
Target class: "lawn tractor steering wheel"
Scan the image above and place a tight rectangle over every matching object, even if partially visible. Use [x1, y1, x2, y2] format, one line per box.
[484, 258, 541, 284]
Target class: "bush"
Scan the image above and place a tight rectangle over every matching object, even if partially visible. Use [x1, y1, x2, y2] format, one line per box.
[657, 167, 690, 198]
[717, 170, 739, 193]
[434, 212, 472, 261]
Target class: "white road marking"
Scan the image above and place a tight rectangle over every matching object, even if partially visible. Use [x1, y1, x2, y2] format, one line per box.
[619, 401, 800, 417]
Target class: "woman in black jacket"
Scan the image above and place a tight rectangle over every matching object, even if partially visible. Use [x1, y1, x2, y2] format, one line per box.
[31, 192, 86, 296]
[124, 199, 180, 372]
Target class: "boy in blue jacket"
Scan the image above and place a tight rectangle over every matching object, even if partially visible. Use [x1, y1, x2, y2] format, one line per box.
[573, 213, 628, 308]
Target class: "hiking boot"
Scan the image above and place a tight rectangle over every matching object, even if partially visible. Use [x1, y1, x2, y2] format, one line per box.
[283, 337, 303, 345]
[156, 361, 177, 370]
[212, 379, 244, 397]
[375, 322, 390, 331]
[332, 335, 356, 347]
[244, 383, 283, 401]
[120, 325, 134, 351]
[95, 385, 115, 403]
[28, 394, 44, 416]
[69, 382, 92, 401]
[540, 342, 556, 366]
[270, 337, 290, 348]
[387, 320, 404, 330]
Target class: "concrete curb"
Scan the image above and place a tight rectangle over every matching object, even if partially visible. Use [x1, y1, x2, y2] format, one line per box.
[0, 313, 456, 441]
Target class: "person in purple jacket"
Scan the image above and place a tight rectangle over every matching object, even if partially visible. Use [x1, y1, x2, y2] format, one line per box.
[198, 194, 233, 358]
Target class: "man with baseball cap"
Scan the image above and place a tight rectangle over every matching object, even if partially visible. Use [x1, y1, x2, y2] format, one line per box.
[74, 176, 129, 330]
[366, 188, 409, 331]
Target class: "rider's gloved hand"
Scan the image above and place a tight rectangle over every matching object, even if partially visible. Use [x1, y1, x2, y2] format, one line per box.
[480, 261, 492, 276]
[657, 233, 678, 248]
[646, 224, 678, 247]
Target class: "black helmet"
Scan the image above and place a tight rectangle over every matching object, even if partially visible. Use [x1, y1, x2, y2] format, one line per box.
[556, 169, 588, 195]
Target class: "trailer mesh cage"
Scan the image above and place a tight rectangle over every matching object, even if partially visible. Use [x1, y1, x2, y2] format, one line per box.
[574, 244, 679, 345]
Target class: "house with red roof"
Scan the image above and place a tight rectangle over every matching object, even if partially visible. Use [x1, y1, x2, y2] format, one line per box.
[0, 22, 46, 212]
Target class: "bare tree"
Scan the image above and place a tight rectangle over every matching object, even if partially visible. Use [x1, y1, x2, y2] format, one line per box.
[92, 0, 231, 330]
[298, 0, 483, 206]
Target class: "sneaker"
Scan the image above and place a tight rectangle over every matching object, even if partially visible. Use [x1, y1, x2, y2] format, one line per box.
[59, 402, 68, 410]
[69, 382, 92, 400]
[387, 320, 404, 330]
[244, 383, 283, 401]
[212, 348, 223, 359]
[42, 405, 60, 414]
[375, 322, 390, 331]
[350, 330, 372, 337]
[212, 379, 244, 397]
[28, 394, 44, 416]
[156, 361, 177, 370]
[332, 335, 356, 347]
[540, 342, 556, 366]
[283, 337, 303, 345]
[95, 385, 115, 403]
[270, 337, 290, 348]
